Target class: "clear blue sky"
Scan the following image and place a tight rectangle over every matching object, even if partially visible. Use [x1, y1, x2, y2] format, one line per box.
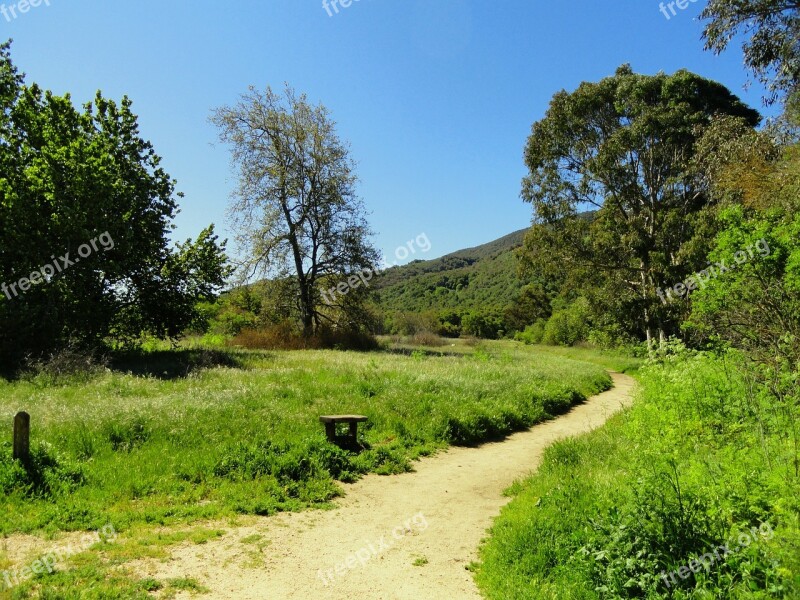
[4, 0, 773, 263]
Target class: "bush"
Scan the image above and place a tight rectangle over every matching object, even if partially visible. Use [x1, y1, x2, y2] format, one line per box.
[410, 331, 447, 347]
[229, 323, 377, 351]
[436, 310, 463, 338]
[542, 297, 591, 346]
[462, 311, 504, 339]
[514, 320, 546, 345]
[383, 312, 438, 336]
[21, 343, 108, 382]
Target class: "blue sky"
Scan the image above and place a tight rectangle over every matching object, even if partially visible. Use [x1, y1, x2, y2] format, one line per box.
[3, 0, 773, 263]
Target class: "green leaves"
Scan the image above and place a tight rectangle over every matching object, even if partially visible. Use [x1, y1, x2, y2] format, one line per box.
[520, 67, 760, 344]
[0, 42, 230, 363]
[701, 0, 800, 105]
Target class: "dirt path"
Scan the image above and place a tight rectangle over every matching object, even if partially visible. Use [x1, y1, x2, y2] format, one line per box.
[131, 372, 636, 599]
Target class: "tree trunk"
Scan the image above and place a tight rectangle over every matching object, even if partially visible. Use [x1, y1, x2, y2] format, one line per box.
[286, 222, 315, 338]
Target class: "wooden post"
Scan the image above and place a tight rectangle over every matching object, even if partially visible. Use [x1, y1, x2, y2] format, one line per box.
[13, 411, 30, 464]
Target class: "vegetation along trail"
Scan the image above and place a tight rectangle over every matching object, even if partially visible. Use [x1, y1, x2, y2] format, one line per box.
[127, 373, 636, 599]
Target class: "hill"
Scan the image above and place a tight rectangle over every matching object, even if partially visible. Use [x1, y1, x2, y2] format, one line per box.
[372, 228, 529, 314]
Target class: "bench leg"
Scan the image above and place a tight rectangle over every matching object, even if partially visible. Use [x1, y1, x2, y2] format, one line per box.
[324, 422, 336, 443]
[349, 422, 358, 444]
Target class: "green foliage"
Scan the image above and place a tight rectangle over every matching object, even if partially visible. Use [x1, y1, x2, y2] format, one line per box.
[103, 415, 152, 453]
[0, 441, 85, 498]
[515, 320, 547, 345]
[213, 438, 361, 484]
[701, 0, 800, 105]
[462, 310, 505, 340]
[687, 183, 800, 368]
[476, 351, 799, 599]
[0, 42, 230, 365]
[542, 297, 591, 346]
[204, 287, 263, 336]
[519, 65, 760, 344]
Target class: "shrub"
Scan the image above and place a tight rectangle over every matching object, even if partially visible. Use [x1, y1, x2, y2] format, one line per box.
[542, 298, 591, 346]
[229, 323, 377, 351]
[410, 331, 447, 347]
[514, 320, 546, 345]
[462, 311, 504, 339]
[21, 342, 108, 382]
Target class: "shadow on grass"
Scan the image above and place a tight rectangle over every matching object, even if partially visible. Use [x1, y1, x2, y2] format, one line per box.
[380, 347, 468, 358]
[108, 348, 249, 380]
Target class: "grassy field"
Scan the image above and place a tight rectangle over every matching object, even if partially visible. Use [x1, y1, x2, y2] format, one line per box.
[476, 350, 800, 599]
[0, 341, 612, 541]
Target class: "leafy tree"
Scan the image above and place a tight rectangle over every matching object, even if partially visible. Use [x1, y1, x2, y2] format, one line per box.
[0, 41, 229, 363]
[689, 119, 800, 365]
[462, 310, 504, 339]
[701, 0, 800, 104]
[436, 310, 462, 337]
[519, 66, 760, 349]
[502, 283, 551, 332]
[542, 297, 591, 346]
[692, 114, 783, 209]
[212, 86, 378, 337]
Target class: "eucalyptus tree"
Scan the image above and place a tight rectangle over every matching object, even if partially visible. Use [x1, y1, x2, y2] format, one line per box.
[519, 66, 760, 348]
[701, 0, 800, 105]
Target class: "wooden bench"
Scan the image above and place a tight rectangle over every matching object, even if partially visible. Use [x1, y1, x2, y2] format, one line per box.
[319, 415, 368, 449]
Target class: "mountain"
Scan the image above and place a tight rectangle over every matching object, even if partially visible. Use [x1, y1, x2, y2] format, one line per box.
[372, 228, 529, 314]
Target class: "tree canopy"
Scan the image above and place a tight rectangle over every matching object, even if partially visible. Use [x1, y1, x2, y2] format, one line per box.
[701, 0, 800, 104]
[519, 66, 760, 347]
[0, 41, 230, 364]
[212, 86, 378, 336]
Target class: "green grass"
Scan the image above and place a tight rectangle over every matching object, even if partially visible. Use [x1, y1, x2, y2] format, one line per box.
[0, 341, 611, 540]
[524, 344, 645, 374]
[476, 350, 800, 599]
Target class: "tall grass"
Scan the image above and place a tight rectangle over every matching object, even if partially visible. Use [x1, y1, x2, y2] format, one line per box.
[0, 342, 611, 536]
[476, 350, 799, 599]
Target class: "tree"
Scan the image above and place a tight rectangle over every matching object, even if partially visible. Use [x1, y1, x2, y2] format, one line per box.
[689, 114, 800, 364]
[519, 66, 760, 349]
[0, 41, 230, 363]
[212, 86, 378, 337]
[502, 283, 552, 332]
[701, 0, 800, 104]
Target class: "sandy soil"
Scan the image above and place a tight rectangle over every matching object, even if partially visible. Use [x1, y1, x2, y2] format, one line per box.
[122, 372, 636, 599]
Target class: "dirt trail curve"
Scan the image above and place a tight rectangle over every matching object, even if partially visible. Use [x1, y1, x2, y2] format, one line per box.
[135, 372, 637, 599]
